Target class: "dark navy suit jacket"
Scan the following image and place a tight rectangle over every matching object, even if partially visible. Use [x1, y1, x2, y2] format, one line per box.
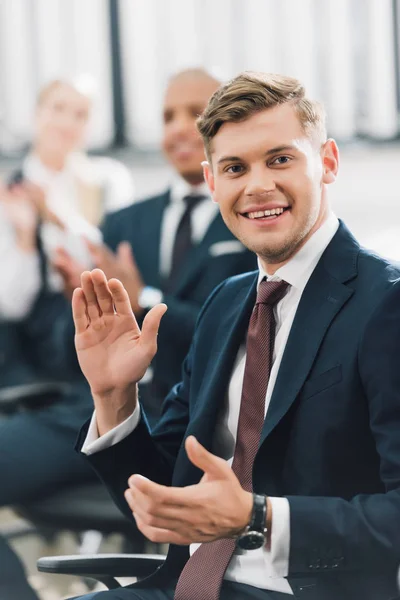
[101, 191, 256, 402]
[78, 222, 400, 600]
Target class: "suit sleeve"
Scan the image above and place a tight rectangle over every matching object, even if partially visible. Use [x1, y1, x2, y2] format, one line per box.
[286, 281, 400, 575]
[75, 280, 228, 522]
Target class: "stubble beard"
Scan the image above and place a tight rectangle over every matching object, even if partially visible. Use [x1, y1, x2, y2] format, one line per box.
[244, 211, 318, 265]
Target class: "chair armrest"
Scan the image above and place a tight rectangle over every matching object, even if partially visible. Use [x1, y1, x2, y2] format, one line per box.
[0, 381, 71, 404]
[37, 553, 166, 579]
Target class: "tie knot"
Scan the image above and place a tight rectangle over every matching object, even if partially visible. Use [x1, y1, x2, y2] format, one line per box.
[183, 193, 207, 210]
[256, 279, 289, 306]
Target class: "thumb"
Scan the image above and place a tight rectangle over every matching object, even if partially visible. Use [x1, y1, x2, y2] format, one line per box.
[140, 303, 168, 353]
[185, 436, 231, 480]
[86, 240, 109, 265]
[117, 241, 135, 267]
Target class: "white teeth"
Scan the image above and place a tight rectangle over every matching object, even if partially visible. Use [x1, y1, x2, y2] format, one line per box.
[247, 207, 285, 219]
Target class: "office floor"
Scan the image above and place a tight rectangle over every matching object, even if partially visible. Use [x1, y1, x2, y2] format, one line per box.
[0, 141, 399, 599]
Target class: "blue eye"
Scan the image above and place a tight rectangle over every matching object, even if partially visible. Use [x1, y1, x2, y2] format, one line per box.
[226, 165, 243, 174]
[271, 156, 291, 165]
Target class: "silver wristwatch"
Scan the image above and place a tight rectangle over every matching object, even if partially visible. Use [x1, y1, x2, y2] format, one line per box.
[138, 286, 164, 310]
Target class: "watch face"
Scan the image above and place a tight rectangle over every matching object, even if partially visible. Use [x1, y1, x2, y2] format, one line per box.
[236, 530, 265, 551]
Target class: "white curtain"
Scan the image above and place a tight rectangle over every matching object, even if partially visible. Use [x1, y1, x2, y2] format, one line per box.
[119, 0, 399, 148]
[0, 0, 398, 154]
[0, 0, 114, 153]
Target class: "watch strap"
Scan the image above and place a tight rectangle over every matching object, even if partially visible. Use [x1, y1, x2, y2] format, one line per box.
[250, 493, 267, 532]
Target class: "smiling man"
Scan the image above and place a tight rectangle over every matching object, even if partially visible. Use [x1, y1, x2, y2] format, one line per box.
[72, 73, 400, 600]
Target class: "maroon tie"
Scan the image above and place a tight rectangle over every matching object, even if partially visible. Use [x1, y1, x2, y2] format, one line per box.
[174, 279, 289, 600]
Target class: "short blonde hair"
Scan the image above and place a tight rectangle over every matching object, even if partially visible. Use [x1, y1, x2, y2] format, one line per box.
[197, 72, 326, 160]
[36, 77, 94, 107]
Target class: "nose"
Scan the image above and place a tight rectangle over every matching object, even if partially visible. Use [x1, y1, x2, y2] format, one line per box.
[169, 113, 195, 138]
[244, 164, 276, 197]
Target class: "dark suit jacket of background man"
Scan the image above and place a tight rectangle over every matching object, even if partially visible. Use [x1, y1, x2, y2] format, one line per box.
[78, 221, 400, 600]
[101, 189, 256, 417]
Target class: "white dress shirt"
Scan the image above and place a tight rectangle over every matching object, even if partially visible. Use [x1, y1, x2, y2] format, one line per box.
[23, 153, 135, 291]
[0, 204, 41, 320]
[82, 212, 339, 594]
[159, 176, 219, 278]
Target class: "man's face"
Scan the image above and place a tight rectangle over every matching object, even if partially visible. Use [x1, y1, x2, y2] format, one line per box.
[204, 104, 338, 267]
[162, 76, 219, 184]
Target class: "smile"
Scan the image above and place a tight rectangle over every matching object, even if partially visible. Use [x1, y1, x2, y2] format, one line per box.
[243, 207, 289, 220]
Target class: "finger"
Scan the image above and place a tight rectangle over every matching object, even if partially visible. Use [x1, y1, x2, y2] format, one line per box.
[53, 246, 71, 260]
[117, 241, 136, 268]
[87, 241, 113, 268]
[53, 248, 79, 273]
[91, 269, 114, 315]
[108, 278, 136, 318]
[185, 436, 231, 479]
[135, 522, 191, 545]
[52, 253, 72, 273]
[72, 288, 89, 334]
[81, 271, 102, 321]
[140, 304, 168, 353]
[124, 489, 184, 529]
[128, 474, 186, 507]
[131, 510, 192, 545]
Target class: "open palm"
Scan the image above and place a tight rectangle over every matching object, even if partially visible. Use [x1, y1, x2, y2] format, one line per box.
[72, 269, 167, 396]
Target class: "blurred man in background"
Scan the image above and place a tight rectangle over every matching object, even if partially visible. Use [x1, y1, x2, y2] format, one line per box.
[55, 68, 256, 425]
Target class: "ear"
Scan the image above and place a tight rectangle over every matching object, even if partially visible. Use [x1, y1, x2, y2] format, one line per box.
[202, 160, 217, 203]
[321, 139, 339, 185]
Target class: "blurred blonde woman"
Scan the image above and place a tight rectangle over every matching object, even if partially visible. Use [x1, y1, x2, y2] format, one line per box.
[9, 77, 135, 290]
[0, 80, 136, 599]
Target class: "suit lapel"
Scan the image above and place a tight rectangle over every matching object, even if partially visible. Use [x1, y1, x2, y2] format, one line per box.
[183, 273, 257, 455]
[259, 221, 359, 446]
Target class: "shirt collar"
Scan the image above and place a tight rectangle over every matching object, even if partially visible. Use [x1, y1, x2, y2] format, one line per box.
[257, 212, 339, 291]
[170, 174, 210, 204]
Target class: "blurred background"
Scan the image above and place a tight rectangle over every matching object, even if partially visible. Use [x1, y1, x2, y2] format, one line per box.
[0, 0, 399, 598]
[1, 0, 400, 249]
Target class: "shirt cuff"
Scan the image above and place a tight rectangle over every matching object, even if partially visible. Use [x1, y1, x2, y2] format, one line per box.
[81, 405, 141, 455]
[267, 497, 290, 577]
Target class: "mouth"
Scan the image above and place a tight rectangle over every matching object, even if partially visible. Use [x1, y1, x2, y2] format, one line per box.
[170, 141, 202, 157]
[240, 206, 291, 224]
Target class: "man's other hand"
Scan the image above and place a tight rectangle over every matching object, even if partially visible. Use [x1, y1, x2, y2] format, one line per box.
[125, 436, 253, 545]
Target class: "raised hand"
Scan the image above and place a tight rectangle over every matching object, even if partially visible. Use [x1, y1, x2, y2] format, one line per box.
[72, 269, 167, 434]
[87, 240, 145, 314]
